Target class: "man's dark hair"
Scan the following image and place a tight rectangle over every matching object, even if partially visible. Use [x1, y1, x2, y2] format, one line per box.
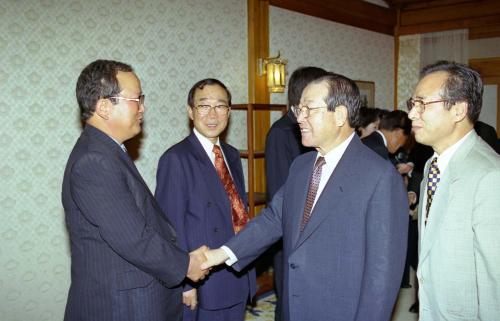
[358, 107, 381, 128]
[421, 60, 483, 123]
[379, 110, 411, 136]
[187, 78, 232, 107]
[76, 59, 133, 122]
[288, 66, 328, 108]
[312, 73, 362, 127]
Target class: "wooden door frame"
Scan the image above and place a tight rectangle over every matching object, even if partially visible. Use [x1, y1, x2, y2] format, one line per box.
[469, 57, 500, 137]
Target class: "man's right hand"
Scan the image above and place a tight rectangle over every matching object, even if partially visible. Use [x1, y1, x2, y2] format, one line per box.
[200, 248, 229, 270]
[187, 245, 210, 282]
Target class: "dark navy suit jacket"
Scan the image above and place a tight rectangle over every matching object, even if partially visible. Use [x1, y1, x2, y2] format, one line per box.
[226, 135, 408, 321]
[155, 132, 256, 310]
[62, 125, 189, 321]
[361, 131, 389, 160]
[265, 111, 314, 202]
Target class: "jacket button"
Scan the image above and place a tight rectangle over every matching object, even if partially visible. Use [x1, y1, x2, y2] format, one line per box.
[214, 228, 219, 233]
[290, 263, 298, 269]
[207, 202, 212, 207]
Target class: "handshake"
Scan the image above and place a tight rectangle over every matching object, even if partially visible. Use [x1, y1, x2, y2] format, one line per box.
[186, 246, 230, 282]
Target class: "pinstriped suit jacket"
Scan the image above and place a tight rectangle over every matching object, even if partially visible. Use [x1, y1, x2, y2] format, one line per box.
[62, 125, 189, 321]
[417, 131, 500, 320]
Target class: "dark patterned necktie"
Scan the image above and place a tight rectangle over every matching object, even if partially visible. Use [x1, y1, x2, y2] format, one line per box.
[425, 157, 440, 225]
[300, 156, 326, 232]
[213, 145, 248, 233]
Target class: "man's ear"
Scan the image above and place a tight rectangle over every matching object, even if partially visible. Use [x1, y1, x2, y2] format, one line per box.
[95, 99, 111, 120]
[187, 105, 194, 121]
[452, 101, 468, 123]
[334, 105, 349, 127]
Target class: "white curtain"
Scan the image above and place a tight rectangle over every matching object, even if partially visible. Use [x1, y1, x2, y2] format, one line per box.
[420, 29, 469, 68]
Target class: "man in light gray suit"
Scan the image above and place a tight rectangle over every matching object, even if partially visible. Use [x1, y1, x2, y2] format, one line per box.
[408, 60, 500, 320]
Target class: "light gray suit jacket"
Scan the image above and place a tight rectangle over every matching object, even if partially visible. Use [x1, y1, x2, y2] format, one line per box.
[417, 131, 500, 321]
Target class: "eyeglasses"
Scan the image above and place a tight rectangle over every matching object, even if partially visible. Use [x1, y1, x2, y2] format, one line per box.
[406, 98, 447, 114]
[291, 104, 328, 118]
[194, 104, 230, 116]
[109, 94, 145, 106]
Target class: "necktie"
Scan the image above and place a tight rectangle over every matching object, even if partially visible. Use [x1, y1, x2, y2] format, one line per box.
[213, 145, 249, 233]
[425, 157, 440, 225]
[300, 156, 326, 232]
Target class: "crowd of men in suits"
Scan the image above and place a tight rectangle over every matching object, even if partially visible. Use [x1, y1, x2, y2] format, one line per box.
[62, 59, 499, 321]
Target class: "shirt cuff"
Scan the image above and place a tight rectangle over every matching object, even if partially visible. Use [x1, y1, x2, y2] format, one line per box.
[221, 245, 238, 266]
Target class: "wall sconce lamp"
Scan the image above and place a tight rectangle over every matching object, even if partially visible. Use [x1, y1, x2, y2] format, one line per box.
[259, 51, 288, 93]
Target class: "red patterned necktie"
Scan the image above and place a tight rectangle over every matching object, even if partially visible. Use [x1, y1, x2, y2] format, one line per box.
[300, 156, 326, 232]
[213, 145, 249, 233]
[425, 157, 440, 225]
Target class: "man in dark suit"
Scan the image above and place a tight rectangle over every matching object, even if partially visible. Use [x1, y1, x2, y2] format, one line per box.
[155, 78, 255, 321]
[202, 73, 409, 321]
[362, 110, 411, 161]
[62, 60, 208, 321]
[264, 66, 326, 321]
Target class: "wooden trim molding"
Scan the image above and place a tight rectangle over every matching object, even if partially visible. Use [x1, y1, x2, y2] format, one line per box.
[248, 0, 271, 218]
[469, 57, 500, 136]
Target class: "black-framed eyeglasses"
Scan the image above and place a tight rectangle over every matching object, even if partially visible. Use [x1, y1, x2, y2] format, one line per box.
[109, 94, 145, 106]
[194, 104, 230, 116]
[406, 98, 447, 114]
[291, 104, 328, 118]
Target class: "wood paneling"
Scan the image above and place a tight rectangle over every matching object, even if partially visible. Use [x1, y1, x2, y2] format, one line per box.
[398, 0, 500, 38]
[470, 57, 500, 136]
[470, 57, 500, 77]
[270, 0, 396, 35]
[247, 0, 271, 219]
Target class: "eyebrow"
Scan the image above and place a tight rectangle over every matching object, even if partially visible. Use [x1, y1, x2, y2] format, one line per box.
[198, 97, 228, 103]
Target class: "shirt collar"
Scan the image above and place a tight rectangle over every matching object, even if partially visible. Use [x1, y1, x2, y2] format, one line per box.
[193, 127, 220, 155]
[317, 132, 355, 164]
[109, 136, 127, 152]
[375, 130, 387, 147]
[433, 129, 473, 173]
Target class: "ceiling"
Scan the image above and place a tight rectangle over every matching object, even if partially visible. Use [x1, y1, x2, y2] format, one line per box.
[269, 0, 500, 39]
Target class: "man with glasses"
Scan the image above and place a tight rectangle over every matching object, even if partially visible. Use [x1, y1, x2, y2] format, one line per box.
[200, 73, 409, 321]
[407, 60, 500, 320]
[155, 78, 255, 321]
[264, 66, 326, 321]
[62, 60, 209, 321]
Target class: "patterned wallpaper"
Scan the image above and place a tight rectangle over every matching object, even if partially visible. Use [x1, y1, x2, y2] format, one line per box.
[0, 0, 247, 320]
[397, 35, 421, 110]
[269, 6, 395, 110]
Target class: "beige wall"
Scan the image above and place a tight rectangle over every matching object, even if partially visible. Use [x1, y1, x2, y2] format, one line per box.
[269, 6, 395, 110]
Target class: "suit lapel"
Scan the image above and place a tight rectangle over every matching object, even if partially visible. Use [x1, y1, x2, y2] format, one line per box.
[290, 152, 317, 247]
[187, 133, 232, 224]
[418, 132, 477, 262]
[221, 141, 247, 204]
[294, 138, 358, 249]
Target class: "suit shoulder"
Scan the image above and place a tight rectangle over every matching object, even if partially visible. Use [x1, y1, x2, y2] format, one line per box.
[159, 137, 191, 160]
[221, 141, 240, 155]
[358, 141, 393, 169]
[465, 138, 500, 171]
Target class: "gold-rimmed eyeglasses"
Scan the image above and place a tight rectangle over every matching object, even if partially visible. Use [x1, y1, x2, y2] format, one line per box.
[406, 98, 447, 114]
[291, 104, 328, 118]
[194, 104, 230, 116]
[109, 94, 145, 106]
